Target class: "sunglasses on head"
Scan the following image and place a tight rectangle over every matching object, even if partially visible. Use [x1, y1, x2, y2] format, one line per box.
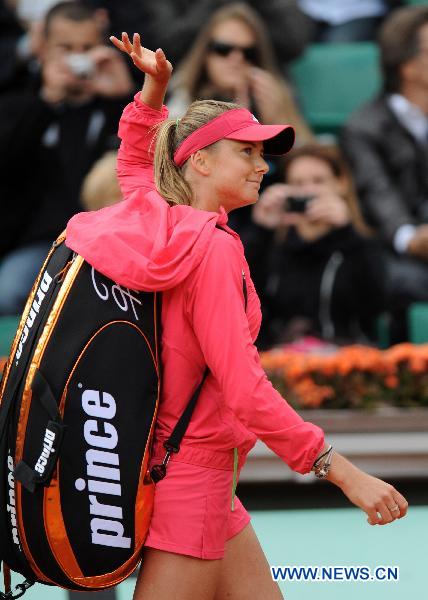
[208, 40, 259, 64]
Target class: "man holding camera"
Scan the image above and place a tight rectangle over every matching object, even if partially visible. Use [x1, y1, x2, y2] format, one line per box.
[0, 1, 134, 315]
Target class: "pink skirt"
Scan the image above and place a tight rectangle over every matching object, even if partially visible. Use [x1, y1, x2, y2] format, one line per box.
[144, 456, 251, 560]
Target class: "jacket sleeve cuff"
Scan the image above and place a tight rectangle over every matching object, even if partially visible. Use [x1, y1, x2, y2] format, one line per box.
[302, 430, 325, 474]
[133, 92, 169, 119]
[286, 423, 325, 475]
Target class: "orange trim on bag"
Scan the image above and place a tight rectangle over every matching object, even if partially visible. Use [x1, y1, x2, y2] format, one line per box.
[15, 248, 79, 464]
[44, 483, 83, 579]
[58, 319, 157, 415]
[0, 234, 64, 403]
[72, 551, 142, 589]
[15, 251, 82, 584]
[45, 319, 158, 584]
[132, 292, 160, 546]
[14, 482, 55, 585]
[134, 446, 156, 549]
[134, 296, 160, 545]
[3, 562, 11, 593]
[9, 246, 160, 589]
[44, 478, 153, 588]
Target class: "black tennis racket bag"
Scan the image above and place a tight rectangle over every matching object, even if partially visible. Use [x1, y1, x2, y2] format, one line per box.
[0, 232, 161, 593]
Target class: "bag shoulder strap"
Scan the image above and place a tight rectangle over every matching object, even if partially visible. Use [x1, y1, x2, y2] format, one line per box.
[150, 266, 248, 482]
[165, 267, 247, 453]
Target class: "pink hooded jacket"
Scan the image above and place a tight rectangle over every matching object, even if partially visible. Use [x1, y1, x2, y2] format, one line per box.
[66, 94, 324, 475]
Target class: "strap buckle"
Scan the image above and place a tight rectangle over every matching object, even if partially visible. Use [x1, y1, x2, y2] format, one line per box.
[1, 580, 34, 600]
[149, 441, 180, 483]
[163, 442, 179, 455]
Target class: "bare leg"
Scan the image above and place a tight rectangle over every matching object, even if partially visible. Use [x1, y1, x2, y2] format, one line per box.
[214, 522, 283, 599]
[133, 547, 222, 600]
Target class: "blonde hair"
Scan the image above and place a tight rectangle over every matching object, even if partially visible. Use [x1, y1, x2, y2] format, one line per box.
[170, 2, 313, 143]
[172, 3, 280, 98]
[81, 151, 122, 211]
[154, 99, 239, 206]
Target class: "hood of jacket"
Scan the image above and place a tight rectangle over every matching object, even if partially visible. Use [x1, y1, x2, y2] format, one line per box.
[66, 189, 232, 291]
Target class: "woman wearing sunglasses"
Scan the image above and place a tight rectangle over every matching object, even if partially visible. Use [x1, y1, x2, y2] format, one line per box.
[166, 3, 313, 146]
[66, 33, 408, 600]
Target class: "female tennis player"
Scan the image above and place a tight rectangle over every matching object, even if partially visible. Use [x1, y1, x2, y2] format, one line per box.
[66, 33, 408, 600]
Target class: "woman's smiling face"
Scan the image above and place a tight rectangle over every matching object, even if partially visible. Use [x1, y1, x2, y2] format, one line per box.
[202, 138, 269, 212]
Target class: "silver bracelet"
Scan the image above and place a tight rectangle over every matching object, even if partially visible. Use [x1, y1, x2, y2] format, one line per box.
[312, 445, 334, 479]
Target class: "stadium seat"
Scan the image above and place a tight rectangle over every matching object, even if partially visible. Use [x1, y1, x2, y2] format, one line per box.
[0, 316, 20, 357]
[289, 42, 381, 135]
[408, 303, 428, 344]
[376, 313, 391, 349]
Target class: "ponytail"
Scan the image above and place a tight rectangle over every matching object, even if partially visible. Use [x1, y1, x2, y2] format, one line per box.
[154, 99, 239, 206]
[154, 120, 193, 205]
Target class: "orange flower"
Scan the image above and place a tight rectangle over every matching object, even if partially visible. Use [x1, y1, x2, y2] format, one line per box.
[293, 378, 333, 408]
[385, 374, 399, 389]
[320, 357, 337, 377]
[409, 357, 427, 374]
[284, 365, 306, 381]
[260, 342, 428, 408]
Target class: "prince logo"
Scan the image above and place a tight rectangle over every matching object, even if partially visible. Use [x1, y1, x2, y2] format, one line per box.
[75, 386, 131, 549]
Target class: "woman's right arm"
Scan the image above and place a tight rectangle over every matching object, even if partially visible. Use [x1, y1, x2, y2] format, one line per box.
[110, 33, 172, 197]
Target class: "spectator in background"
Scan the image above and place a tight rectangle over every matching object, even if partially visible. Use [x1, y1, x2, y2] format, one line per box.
[297, 0, 403, 43]
[80, 150, 122, 211]
[0, 0, 112, 93]
[0, 0, 31, 92]
[341, 5, 428, 340]
[167, 3, 312, 144]
[82, 0, 311, 71]
[0, 0, 134, 315]
[251, 145, 386, 348]
[1, 0, 71, 93]
[166, 3, 314, 240]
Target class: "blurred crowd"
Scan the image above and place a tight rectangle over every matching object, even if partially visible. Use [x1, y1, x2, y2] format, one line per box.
[1, 0, 428, 350]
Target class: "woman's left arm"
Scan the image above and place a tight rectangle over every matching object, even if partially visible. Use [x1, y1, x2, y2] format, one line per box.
[186, 232, 325, 475]
[187, 233, 408, 525]
[110, 33, 172, 197]
[324, 448, 408, 525]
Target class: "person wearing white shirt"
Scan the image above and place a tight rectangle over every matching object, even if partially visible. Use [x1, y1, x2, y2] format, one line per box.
[298, 0, 399, 42]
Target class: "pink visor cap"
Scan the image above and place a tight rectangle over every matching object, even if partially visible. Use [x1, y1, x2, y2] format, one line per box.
[173, 108, 295, 167]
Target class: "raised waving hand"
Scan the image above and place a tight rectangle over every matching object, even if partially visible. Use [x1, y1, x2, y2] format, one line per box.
[110, 32, 172, 109]
[110, 32, 172, 82]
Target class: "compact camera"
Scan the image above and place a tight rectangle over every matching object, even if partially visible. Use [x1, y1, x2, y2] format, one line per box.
[283, 195, 315, 213]
[65, 53, 95, 78]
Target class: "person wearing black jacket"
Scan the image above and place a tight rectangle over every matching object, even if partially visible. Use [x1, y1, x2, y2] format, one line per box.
[0, 1, 134, 315]
[250, 145, 386, 348]
[0, 0, 27, 92]
[340, 5, 428, 321]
